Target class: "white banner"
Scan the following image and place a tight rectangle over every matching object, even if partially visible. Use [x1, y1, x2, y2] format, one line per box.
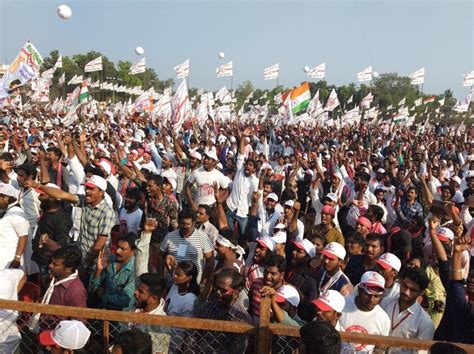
[174, 59, 190, 79]
[308, 63, 326, 79]
[264, 63, 279, 80]
[84, 56, 103, 72]
[216, 61, 233, 77]
[54, 55, 63, 70]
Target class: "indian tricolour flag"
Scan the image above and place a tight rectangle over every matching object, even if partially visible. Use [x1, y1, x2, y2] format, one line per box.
[79, 81, 89, 103]
[290, 82, 311, 115]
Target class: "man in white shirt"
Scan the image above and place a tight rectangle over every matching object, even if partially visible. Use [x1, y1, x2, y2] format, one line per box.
[186, 150, 230, 210]
[381, 267, 435, 354]
[340, 271, 391, 353]
[376, 252, 402, 299]
[119, 187, 143, 236]
[226, 127, 259, 243]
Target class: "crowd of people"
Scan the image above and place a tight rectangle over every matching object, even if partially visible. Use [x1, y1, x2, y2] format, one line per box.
[0, 103, 472, 354]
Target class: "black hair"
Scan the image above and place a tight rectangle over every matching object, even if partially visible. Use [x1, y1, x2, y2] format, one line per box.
[280, 189, 296, 204]
[299, 320, 341, 354]
[17, 162, 37, 179]
[400, 266, 430, 292]
[406, 186, 418, 194]
[138, 273, 167, 299]
[374, 188, 385, 195]
[117, 232, 138, 251]
[51, 245, 82, 271]
[215, 268, 245, 292]
[347, 232, 365, 247]
[429, 343, 466, 354]
[263, 254, 287, 273]
[176, 260, 200, 296]
[125, 187, 142, 201]
[357, 172, 371, 183]
[368, 205, 385, 222]
[46, 147, 63, 158]
[440, 184, 455, 197]
[0, 152, 14, 161]
[198, 204, 212, 217]
[113, 329, 152, 354]
[147, 174, 163, 186]
[84, 163, 105, 178]
[366, 233, 384, 246]
[179, 208, 197, 222]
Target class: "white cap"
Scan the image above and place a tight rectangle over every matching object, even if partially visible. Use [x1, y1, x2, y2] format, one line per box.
[311, 290, 345, 313]
[189, 150, 202, 160]
[376, 253, 401, 272]
[267, 193, 279, 202]
[275, 284, 300, 307]
[360, 271, 386, 293]
[209, 137, 216, 144]
[293, 239, 316, 258]
[377, 168, 386, 174]
[204, 150, 219, 161]
[39, 320, 91, 350]
[0, 183, 18, 199]
[230, 136, 236, 143]
[85, 175, 107, 191]
[450, 176, 461, 186]
[256, 237, 275, 252]
[435, 226, 454, 243]
[98, 160, 112, 176]
[163, 176, 177, 191]
[271, 231, 287, 244]
[324, 193, 338, 202]
[284, 200, 295, 208]
[322, 242, 346, 260]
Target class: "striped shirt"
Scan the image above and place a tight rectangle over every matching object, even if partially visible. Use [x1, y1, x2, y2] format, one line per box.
[160, 228, 214, 283]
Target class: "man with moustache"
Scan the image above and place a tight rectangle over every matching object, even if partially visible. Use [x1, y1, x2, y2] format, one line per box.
[32, 183, 73, 287]
[118, 187, 143, 236]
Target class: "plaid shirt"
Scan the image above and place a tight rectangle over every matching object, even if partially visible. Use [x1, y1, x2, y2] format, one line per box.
[76, 195, 115, 262]
[145, 194, 178, 244]
[396, 196, 423, 227]
[89, 255, 136, 311]
[190, 298, 252, 354]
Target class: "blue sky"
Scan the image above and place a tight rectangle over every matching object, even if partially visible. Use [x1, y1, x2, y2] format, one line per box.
[1, 0, 472, 98]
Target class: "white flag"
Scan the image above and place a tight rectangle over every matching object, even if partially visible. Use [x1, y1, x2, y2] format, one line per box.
[307, 90, 324, 118]
[264, 63, 279, 80]
[216, 86, 231, 103]
[438, 98, 445, 106]
[67, 75, 83, 85]
[130, 58, 146, 75]
[398, 97, 406, 106]
[360, 92, 373, 109]
[308, 63, 326, 79]
[58, 72, 65, 85]
[347, 95, 353, 104]
[357, 66, 373, 82]
[41, 68, 55, 80]
[54, 55, 63, 70]
[463, 71, 474, 87]
[325, 89, 340, 111]
[409, 68, 425, 85]
[174, 59, 190, 79]
[84, 56, 103, 72]
[171, 79, 191, 132]
[154, 92, 172, 117]
[414, 98, 422, 106]
[216, 61, 233, 78]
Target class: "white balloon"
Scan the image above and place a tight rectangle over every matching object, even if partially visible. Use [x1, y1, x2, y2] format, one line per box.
[57, 5, 72, 20]
[303, 66, 310, 73]
[218, 52, 225, 59]
[135, 46, 144, 55]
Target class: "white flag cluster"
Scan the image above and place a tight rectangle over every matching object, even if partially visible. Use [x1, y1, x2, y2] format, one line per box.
[264, 63, 279, 80]
[84, 56, 103, 72]
[409, 68, 425, 85]
[216, 61, 233, 78]
[130, 58, 146, 75]
[357, 66, 373, 82]
[174, 59, 190, 79]
[308, 63, 326, 79]
[67, 75, 83, 85]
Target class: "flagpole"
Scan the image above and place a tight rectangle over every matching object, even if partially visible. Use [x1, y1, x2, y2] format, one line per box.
[276, 77, 279, 88]
[230, 75, 233, 91]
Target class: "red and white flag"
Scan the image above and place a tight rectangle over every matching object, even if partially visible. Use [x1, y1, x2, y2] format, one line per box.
[130, 58, 146, 75]
[174, 59, 190, 79]
[359, 92, 373, 109]
[409, 68, 425, 85]
[357, 66, 373, 82]
[308, 63, 326, 79]
[264, 63, 279, 80]
[463, 71, 474, 87]
[84, 56, 103, 72]
[216, 61, 233, 78]
[172, 79, 191, 132]
[325, 89, 340, 111]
